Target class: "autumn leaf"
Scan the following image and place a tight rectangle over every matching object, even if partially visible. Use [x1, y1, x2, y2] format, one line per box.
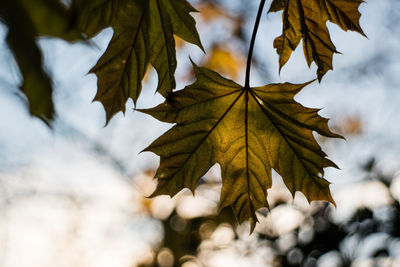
[140, 64, 341, 230]
[74, 0, 203, 123]
[0, 0, 82, 125]
[198, 2, 230, 22]
[269, 0, 366, 80]
[203, 44, 245, 80]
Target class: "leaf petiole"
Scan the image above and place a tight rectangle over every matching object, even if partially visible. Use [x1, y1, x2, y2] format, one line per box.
[244, 0, 266, 89]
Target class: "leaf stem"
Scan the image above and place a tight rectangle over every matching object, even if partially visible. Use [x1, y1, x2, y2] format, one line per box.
[245, 0, 266, 89]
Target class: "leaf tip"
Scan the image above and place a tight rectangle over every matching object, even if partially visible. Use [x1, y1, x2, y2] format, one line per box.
[330, 199, 337, 209]
[103, 112, 116, 127]
[278, 65, 283, 76]
[305, 79, 317, 86]
[39, 115, 54, 129]
[139, 143, 153, 154]
[146, 189, 161, 199]
[337, 133, 346, 141]
[330, 161, 340, 170]
[249, 217, 257, 235]
[198, 43, 206, 54]
[189, 56, 198, 68]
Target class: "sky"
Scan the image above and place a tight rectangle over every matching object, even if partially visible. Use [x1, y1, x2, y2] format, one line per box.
[0, 0, 400, 266]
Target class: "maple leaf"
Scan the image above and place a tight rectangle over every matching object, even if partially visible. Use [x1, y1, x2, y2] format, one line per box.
[74, 0, 203, 123]
[140, 64, 341, 230]
[269, 0, 366, 80]
[0, 0, 82, 125]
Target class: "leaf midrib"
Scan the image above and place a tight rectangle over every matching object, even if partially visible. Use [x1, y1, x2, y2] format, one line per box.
[160, 90, 245, 182]
[154, 0, 175, 92]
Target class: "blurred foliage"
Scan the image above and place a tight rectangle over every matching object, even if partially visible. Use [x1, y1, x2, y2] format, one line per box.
[139, 158, 400, 267]
[0, 0, 81, 125]
[138, 208, 236, 267]
[202, 44, 245, 80]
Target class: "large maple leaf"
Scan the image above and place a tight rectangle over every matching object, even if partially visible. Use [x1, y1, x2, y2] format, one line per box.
[269, 0, 365, 80]
[74, 0, 203, 123]
[141, 64, 341, 229]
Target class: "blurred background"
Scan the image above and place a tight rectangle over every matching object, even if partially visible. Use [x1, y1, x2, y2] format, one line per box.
[1, 0, 400, 266]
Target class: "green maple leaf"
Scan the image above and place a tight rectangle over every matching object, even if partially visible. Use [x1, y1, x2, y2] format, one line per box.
[140, 64, 341, 230]
[269, 0, 366, 80]
[0, 0, 82, 125]
[74, 0, 203, 123]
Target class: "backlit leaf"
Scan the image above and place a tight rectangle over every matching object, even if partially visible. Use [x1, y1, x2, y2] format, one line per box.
[74, 0, 203, 123]
[141, 64, 341, 230]
[269, 0, 366, 80]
